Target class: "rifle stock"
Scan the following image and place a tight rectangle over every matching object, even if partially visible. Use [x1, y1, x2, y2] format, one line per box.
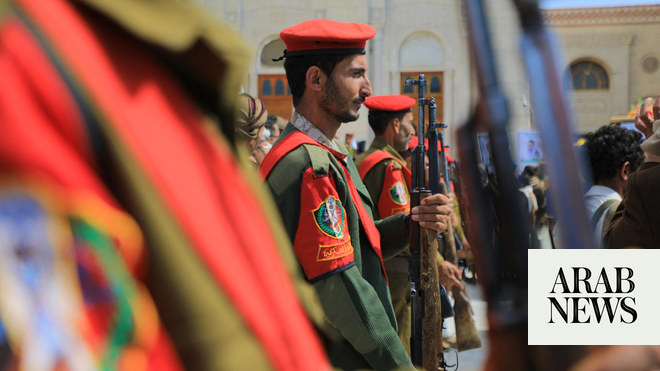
[407, 75, 445, 370]
[440, 204, 482, 352]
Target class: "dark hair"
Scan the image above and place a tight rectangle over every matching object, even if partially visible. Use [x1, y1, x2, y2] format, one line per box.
[368, 109, 411, 136]
[283, 54, 351, 106]
[584, 124, 644, 183]
[265, 114, 278, 130]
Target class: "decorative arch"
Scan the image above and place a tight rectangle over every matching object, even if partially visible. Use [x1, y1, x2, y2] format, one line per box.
[398, 32, 445, 123]
[568, 59, 609, 91]
[258, 37, 292, 120]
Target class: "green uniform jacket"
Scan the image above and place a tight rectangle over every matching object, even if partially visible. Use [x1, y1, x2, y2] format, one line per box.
[355, 138, 413, 355]
[265, 125, 414, 370]
[355, 138, 410, 221]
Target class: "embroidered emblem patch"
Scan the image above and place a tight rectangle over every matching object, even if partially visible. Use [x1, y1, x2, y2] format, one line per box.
[389, 181, 408, 205]
[313, 196, 346, 239]
[317, 238, 354, 261]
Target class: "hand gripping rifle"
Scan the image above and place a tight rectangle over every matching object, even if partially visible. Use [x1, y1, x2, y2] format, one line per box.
[406, 75, 445, 371]
[427, 102, 482, 353]
[457, 0, 595, 369]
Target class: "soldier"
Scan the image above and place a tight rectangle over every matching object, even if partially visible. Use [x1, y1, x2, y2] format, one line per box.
[354, 95, 416, 354]
[355, 96, 464, 354]
[0, 1, 329, 370]
[260, 19, 453, 370]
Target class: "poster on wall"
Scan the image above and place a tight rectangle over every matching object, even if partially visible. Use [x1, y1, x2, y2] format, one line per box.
[476, 132, 493, 174]
[517, 130, 543, 171]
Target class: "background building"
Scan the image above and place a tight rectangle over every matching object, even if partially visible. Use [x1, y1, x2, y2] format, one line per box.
[195, 0, 660, 158]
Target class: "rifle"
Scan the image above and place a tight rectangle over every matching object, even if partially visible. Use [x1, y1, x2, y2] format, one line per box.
[427, 102, 482, 352]
[406, 75, 444, 371]
[457, 0, 595, 369]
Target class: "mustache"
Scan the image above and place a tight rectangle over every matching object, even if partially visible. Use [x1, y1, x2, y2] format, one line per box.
[354, 96, 366, 104]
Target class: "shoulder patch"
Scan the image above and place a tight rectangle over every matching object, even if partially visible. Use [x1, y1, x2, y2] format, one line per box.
[389, 181, 409, 205]
[313, 196, 346, 239]
[377, 164, 411, 218]
[294, 167, 354, 281]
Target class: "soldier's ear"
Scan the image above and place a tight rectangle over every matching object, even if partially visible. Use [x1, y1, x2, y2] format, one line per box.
[391, 117, 400, 133]
[306, 66, 324, 92]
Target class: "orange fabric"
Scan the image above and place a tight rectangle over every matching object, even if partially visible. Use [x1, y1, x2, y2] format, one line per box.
[0, 17, 174, 369]
[7, 0, 330, 369]
[358, 150, 411, 190]
[376, 162, 411, 218]
[295, 167, 355, 280]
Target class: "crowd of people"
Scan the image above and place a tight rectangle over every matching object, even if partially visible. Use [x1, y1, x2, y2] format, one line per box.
[1, 0, 660, 370]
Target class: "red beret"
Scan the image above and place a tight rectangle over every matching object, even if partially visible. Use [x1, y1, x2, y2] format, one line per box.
[408, 138, 454, 162]
[408, 136, 428, 150]
[280, 19, 376, 57]
[365, 95, 416, 112]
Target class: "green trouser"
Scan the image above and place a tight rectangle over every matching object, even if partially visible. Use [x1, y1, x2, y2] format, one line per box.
[387, 269, 411, 356]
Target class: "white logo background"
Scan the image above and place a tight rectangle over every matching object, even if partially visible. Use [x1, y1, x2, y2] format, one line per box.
[528, 249, 660, 345]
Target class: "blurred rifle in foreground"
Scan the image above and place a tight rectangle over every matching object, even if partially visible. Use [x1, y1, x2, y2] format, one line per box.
[457, 0, 595, 369]
[427, 100, 482, 353]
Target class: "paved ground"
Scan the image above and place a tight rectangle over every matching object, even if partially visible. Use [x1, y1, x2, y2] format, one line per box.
[444, 280, 488, 371]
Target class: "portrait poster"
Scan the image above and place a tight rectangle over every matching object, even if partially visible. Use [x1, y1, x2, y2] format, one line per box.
[517, 130, 543, 171]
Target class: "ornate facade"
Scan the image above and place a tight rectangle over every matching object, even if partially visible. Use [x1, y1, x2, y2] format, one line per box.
[195, 0, 660, 153]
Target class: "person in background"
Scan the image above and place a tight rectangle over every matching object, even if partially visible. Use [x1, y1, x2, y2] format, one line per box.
[519, 165, 552, 248]
[261, 19, 453, 370]
[554, 124, 644, 248]
[264, 114, 287, 145]
[0, 1, 329, 370]
[235, 93, 269, 165]
[608, 95, 660, 248]
[584, 125, 644, 248]
[252, 140, 272, 166]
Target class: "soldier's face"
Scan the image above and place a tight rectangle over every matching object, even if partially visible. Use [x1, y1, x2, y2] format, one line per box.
[394, 112, 415, 152]
[321, 54, 372, 123]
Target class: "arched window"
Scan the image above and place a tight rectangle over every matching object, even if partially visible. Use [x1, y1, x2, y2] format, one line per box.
[261, 80, 272, 96]
[430, 76, 441, 93]
[570, 61, 609, 90]
[261, 39, 287, 68]
[275, 79, 285, 95]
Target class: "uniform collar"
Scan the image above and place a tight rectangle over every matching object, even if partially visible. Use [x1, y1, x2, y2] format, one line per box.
[371, 137, 406, 163]
[291, 109, 341, 152]
[288, 110, 348, 164]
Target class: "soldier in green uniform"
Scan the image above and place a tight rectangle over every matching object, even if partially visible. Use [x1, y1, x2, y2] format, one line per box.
[260, 20, 454, 370]
[355, 95, 464, 355]
[355, 95, 416, 354]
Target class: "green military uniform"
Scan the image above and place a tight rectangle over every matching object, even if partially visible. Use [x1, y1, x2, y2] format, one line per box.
[355, 137, 412, 355]
[265, 125, 414, 370]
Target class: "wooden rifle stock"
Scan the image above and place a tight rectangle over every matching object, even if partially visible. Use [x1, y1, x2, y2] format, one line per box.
[440, 185, 482, 352]
[407, 75, 445, 370]
[410, 192, 444, 371]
